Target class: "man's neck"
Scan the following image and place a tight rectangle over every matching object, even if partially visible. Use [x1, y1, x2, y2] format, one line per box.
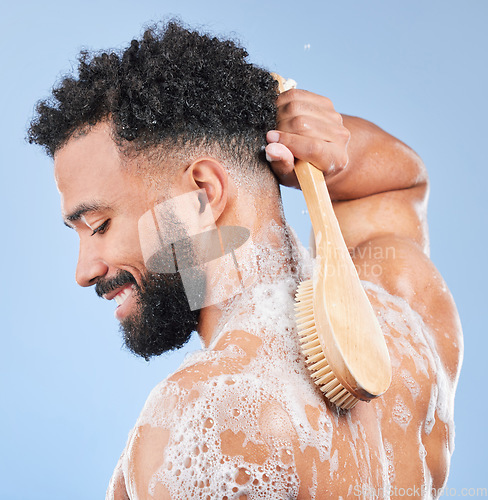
[197, 217, 307, 347]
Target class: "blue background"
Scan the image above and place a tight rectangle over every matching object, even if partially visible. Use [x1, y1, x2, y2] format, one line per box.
[1, 1, 486, 497]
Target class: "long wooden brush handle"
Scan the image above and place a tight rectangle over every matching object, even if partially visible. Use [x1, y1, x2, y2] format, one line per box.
[294, 160, 356, 283]
[272, 74, 391, 401]
[294, 160, 342, 260]
[298, 159, 392, 399]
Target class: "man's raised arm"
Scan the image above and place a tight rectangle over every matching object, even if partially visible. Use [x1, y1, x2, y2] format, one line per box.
[266, 88, 461, 382]
[266, 88, 429, 254]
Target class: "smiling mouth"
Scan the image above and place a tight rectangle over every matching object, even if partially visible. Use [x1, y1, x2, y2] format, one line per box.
[102, 283, 135, 307]
[114, 286, 133, 306]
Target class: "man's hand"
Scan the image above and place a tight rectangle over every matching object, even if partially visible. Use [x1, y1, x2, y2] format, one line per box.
[265, 88, 350, 188]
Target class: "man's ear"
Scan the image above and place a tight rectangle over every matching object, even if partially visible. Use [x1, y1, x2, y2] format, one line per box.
[183, 158, 229, 222]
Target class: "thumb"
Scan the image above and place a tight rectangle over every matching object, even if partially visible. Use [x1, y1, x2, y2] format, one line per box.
[265, 142, 299, 188]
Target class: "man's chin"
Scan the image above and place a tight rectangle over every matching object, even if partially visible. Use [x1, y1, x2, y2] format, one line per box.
[114, 271, 200, 360]
[119, 316, 150, 360]
[118, 306, 198, 360]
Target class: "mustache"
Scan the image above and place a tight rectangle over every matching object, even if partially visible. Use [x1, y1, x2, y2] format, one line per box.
[95, 270, 137, 298]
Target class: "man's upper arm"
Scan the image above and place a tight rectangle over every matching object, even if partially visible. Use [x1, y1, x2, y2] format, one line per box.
[359, 234, 462, 379]
[329, 138, 463, 487]
[331, 152, 462, 374]
[336, 188, 462, 386]
[333, 182, 430, 254]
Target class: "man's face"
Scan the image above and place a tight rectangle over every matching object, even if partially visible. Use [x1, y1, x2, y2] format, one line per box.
[54, 122, 199, 359]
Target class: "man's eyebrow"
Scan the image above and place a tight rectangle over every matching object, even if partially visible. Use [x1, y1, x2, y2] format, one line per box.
[63, 202, 109, 228]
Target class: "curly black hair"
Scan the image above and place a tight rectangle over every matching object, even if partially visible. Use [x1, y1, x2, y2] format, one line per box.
[27, 20, 278, 179]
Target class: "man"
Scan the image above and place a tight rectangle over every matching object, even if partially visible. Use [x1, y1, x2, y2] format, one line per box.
[29, 21, 462, 499]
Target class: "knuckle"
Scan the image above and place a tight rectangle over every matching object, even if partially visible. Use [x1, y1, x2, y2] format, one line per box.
[290, 115, 311, 134]
[306, 139, 324, 161]
[284, 99, 305, 117]
[321, 96, 333, 108]
[275, 117, 284, 130]
[286, 88, 306, 99]
[340, 126, 351, 142]
[333, 111, 344, 124]
[335, 125, 350, 143]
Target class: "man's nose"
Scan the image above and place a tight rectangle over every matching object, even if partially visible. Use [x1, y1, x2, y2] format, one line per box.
[75, 241, 109, 287]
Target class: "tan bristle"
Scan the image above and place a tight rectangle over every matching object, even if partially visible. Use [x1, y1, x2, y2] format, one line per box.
[297, 325, 316, 337]
[314, 371, 335, 385]
[296, 287, 312, 295]
[301, 338, 320, 348]
[295, 305, 312, 313]
[296, 320, 315, 331]
[306, 352, 326, 364]
[322, 378, 341, 393]
[326, 384, 343, 399]
[334, 390, 354, 407]
[299, 332, 318, 344]
[295, 300, 313, 312]
[341, 394, 359, 409]
[295, 311, 313, 320]
[345, 398, 360, 410]
[302, 345, 323, 357]
[296, 312, 314, 322]
[330, 387, 349, 403]
[310, 365, 332, 379]
[295, 279, 360, 410]
[309, 358, 328, 372]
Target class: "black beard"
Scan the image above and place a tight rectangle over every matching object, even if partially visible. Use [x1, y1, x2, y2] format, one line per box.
[96, 270, 201, 360]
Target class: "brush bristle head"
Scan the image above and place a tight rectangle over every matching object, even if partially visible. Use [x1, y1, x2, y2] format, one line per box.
[295, 280, 359, 410]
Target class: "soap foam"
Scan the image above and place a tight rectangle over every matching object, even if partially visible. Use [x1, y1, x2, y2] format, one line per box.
[109, 224, 455, 499]
[122, 225, 324, 499]
[391, 394, 413, 430]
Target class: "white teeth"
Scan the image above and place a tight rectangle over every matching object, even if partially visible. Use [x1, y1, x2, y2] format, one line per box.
[114, 287, 132, 306]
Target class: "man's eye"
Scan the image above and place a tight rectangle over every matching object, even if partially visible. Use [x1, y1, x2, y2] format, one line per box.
[91, 220, 110, 236]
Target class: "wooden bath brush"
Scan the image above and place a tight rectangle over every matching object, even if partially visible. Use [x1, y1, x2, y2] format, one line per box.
[272, 74, 391, 409]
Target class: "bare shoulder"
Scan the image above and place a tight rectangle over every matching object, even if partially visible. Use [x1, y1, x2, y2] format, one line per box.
[106, 451, 130, 500]
[353, 236, 463, 492]
[355, 235, 463, 383]
[120, 329, 297, 499]
[118, 322, 345, 499]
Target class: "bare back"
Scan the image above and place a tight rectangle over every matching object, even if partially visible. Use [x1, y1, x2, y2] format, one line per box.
[107, 253, 459, 499]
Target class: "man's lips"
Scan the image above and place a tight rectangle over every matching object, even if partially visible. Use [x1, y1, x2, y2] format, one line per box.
[103, 284, 137, 320]
[103, 284, 134, 303]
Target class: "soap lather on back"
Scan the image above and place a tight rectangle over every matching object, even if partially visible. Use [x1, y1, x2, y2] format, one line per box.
[111, 230, 458, 499]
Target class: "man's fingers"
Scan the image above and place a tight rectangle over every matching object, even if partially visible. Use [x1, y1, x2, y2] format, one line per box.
[265, 142, 300, 187]
[276, 114, 346, 142]
[265, 142, 295, 172]
[266, 129, 349, 176]
[276, 89, 336, 115]
[269, 89, 350, 184]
